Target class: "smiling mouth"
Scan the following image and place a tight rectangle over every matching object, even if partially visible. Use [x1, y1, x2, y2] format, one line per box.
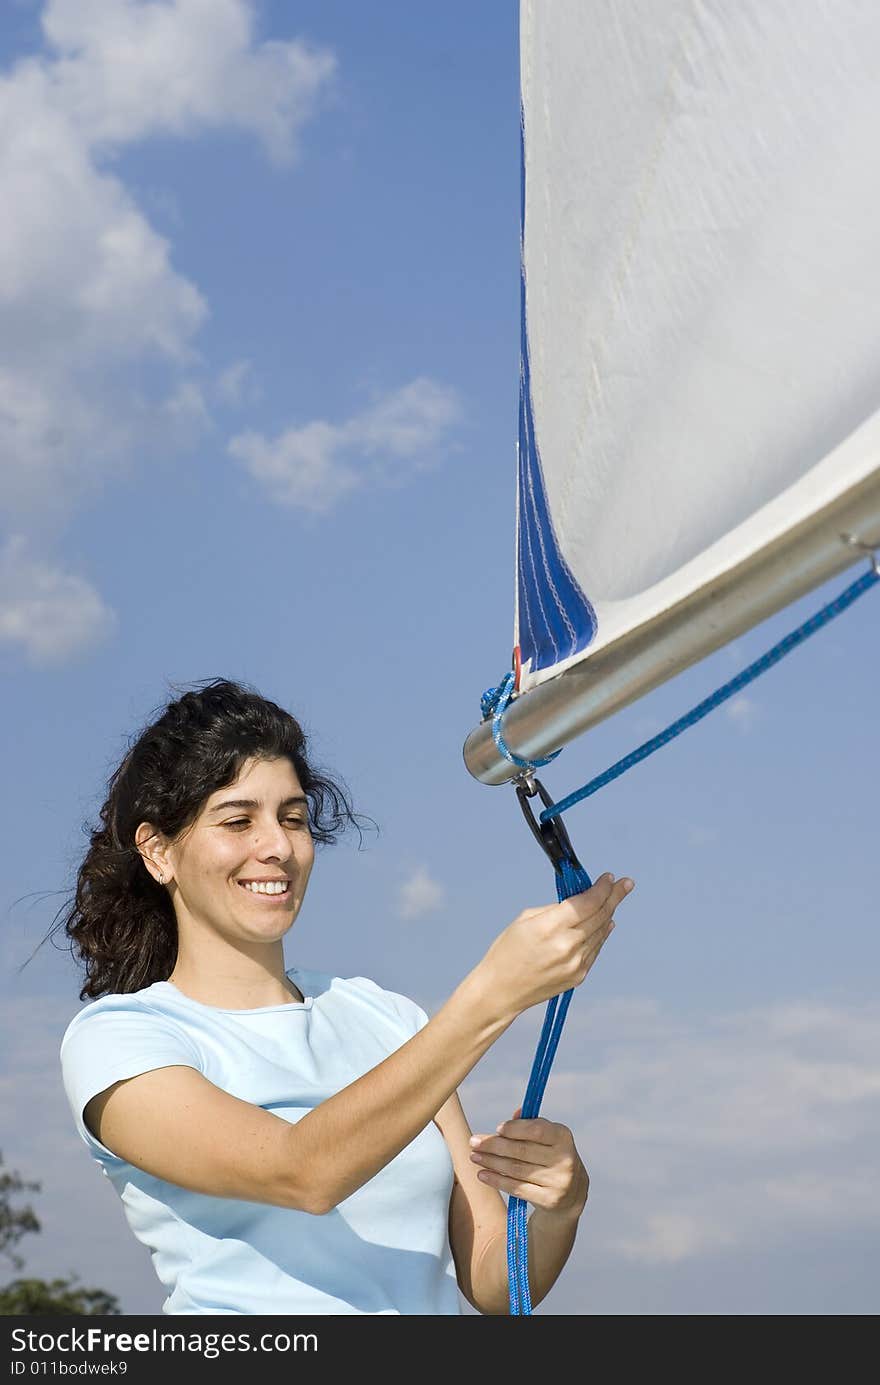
[236, 881, 292, 900]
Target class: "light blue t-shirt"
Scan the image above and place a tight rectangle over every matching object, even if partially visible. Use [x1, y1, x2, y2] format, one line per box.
[59, 965, 462, 1316]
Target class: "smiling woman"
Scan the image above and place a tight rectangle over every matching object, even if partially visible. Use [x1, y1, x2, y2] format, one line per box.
[55, 678, 365, 1002]
[54, 676, 631, 1315]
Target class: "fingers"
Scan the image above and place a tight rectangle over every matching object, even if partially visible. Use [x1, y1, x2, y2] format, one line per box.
[520, 875, 634, 929]
[473, 1150, 556, 1181]
[470, 1133, 558, 1167]
[563, 873, 633, 926]
[496, 1115, 557, 1143]
[597, 873, 635, 910]
[469, 1116, 558, 1153]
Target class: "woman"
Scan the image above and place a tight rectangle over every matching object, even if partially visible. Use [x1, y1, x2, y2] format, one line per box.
[58, 677, 634, 1315]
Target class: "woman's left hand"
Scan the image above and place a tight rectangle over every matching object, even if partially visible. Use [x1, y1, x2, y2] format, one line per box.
[468, 1107, 589, 1219]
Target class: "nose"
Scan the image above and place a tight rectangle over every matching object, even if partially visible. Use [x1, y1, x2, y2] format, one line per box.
[250, 817, 296, 862]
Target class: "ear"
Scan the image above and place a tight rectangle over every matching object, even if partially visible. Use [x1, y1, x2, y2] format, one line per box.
[134, 821, 172, 884]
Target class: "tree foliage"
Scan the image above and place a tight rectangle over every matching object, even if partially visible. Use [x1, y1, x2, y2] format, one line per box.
[0, 1276, 121, 1315]
[0, 1152, 120, 1316]
[0, 1154, 41, 1270]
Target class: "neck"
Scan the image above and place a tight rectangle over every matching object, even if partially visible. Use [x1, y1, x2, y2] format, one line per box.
[167, 936, 302, 1009]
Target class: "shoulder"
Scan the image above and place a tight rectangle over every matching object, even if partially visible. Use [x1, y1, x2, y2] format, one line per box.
[346, 974, 432, 1038]
[60, 987, 150, 1052]
[299, 967, 431, 1039]
[60, 984, 198, 1052]
[60, 987, 203, 1098]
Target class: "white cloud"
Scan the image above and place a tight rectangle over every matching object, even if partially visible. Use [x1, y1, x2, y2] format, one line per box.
[398, 866, 445, 921]
[458, 996, 880, 1267]
[0, 534, 117, 665]
[214, 359, 261, 409]
[229, 418, 360, 513]
[0, 0, 335, 528]
[42, 0, 336, 164]
[160, 377, 212, 444]
[228, 378, 462, 514]
[614, 1209, 735, 1263]
[724, 693, 758, 731]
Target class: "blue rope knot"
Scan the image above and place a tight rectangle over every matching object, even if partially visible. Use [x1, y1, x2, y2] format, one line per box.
[481, 670, 562, 772]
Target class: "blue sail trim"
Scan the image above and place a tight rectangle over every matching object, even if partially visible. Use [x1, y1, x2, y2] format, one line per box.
[517, 107, 597, 679]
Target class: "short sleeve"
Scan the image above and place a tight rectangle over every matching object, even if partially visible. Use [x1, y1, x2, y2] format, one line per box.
[346, 974, 431, 1040]
[60, 998, 202, 1161]
[385, 990, 430, 1037]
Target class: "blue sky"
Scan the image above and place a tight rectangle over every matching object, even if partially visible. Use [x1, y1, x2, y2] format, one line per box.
[1, 0, 878, 1316]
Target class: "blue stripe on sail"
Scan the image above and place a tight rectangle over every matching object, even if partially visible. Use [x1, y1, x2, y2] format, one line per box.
[517, 107, 597, 679]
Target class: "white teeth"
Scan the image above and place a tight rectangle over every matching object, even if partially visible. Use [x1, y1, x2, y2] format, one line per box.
[240, 881, 289, 895]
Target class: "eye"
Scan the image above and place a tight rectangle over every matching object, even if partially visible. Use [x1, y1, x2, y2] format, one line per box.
[223, 816, 309, 830]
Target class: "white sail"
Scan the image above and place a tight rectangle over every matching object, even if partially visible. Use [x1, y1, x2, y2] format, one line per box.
[464, 0, 880, 783]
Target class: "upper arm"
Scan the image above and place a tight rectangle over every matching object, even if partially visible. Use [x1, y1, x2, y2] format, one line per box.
[84, 1066, 324, 1215]
[433, 1090, 508, 1311]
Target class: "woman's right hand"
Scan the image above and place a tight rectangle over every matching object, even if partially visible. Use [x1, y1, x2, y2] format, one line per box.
[475, 873, 634, 1018]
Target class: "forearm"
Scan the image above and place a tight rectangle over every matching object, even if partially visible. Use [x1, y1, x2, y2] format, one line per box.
[292, 969, 515, 1212]
[525, 1204, 581, 1309]
[471, 1206, 583, 1314]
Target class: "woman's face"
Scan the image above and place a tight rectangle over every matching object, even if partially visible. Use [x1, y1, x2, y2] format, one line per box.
[155, 754, 315, 948]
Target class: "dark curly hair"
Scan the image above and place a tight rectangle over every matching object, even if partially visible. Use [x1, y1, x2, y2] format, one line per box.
[38, 677, 375, 1001]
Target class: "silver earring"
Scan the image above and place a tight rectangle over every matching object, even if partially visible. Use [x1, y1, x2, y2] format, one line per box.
[157, 873, 165, 884]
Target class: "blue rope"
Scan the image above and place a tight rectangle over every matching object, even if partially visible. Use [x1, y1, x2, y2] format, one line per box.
[495, 563, 877, 1313]
[507, 853, 589, 1314]
[539, 567, 879, 825]
[481, 671, 562, 771]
